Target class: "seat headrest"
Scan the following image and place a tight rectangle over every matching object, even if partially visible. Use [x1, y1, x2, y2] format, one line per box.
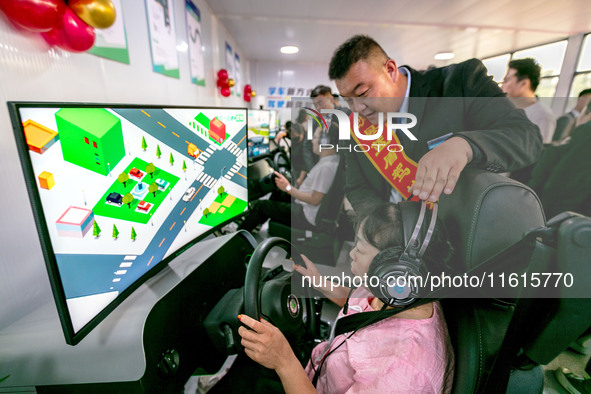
[439, 169, 545, 271]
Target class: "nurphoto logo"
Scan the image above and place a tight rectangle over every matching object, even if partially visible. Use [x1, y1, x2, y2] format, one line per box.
[303, 107, 418, 153]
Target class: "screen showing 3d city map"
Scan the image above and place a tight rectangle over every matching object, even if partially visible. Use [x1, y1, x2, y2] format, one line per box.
[12, 104, 248, 340]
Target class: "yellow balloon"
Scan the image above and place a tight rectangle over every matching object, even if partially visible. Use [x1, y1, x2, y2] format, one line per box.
[69, 0, 117, 29]
[251, 91, 256, 97]
[228, 79, 235, 88]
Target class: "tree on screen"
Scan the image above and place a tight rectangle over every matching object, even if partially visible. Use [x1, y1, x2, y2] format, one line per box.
[146, 162, 156, 178]
[123, 193, 134, 208]
[131, 227, 137, 241]
[149, 182, 159, 197]
[182, 160, 187, 172]
[169, 153, 174, 166]
[141, 136, 148, 151]
[218, 185, 225, 197]
[112, 224, 119, 239]
[118, 172, 129, 188]
[156, 144, 162, 159]
[93, 220, 101, 238]
[203, 208, 210, 218]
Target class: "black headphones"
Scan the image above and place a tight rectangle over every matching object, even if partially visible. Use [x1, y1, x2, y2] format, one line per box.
[366, 200, 438, 307]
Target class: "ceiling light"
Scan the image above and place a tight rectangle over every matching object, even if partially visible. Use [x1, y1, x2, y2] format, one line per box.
[434, 52, 455, 60]
[280, 46, 299, 54]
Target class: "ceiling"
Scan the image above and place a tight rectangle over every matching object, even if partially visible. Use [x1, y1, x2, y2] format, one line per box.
[204, 0, 591, 69]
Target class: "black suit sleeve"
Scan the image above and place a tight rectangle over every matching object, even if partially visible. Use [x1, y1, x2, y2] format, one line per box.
[453, 59, 543, 172]
[344, 152, 384, 212]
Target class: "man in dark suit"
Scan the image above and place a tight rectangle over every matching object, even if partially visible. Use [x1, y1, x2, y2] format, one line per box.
[327, 35, 543, 211]
[553, 88, 591, 142]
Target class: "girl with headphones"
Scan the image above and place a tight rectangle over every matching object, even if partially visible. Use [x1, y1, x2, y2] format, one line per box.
[238, 201, 455, 393]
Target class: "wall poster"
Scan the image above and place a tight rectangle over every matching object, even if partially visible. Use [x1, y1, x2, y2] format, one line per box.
[145, 0, 180, 78]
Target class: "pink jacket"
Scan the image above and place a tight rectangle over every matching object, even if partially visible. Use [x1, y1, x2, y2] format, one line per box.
[306, 288, 454, 393]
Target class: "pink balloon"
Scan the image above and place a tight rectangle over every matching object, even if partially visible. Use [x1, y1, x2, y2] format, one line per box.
[42, 7, 95, 52]
[220, 87, 231, 97]
[0, 0, 66, 32]
[61, 7, 95, 52]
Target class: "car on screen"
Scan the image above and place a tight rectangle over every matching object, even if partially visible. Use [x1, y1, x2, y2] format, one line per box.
[182, 187, 196, 202]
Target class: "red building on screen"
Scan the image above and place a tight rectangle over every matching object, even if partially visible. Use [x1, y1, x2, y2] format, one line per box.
[209, 118, 227, 143]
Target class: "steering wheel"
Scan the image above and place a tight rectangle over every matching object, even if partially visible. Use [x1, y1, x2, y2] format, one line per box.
[243, 237, 316, 341]
[273, 151, 292, 182]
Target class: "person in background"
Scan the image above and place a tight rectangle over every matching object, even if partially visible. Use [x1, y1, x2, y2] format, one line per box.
[553, 88, 591, 142]
[501, 58, 556, 144]
[310, 85, 352, 134]
[289, 123, 311, 187]
[276, 110, 317, 186]
[528, 101, 591, 218]
[238, 126, 340, 232]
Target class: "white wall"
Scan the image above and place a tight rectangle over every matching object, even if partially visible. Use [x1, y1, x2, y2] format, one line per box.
[252, 60, 336, 125]
[0, 0, 252, 329]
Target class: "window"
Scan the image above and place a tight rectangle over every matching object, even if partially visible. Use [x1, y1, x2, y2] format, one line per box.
[569, 34, 591, 98]
[576, 34, 591, 72]
[93, 141, 97, 148]
[482, 54, 511, 83]
[84, 137, 89, 144]
[513, 40, 568, 77]
[513, 40, 568, 97]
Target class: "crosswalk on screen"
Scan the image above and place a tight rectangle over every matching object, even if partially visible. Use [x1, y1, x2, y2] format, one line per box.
[9, 103, 248, 344]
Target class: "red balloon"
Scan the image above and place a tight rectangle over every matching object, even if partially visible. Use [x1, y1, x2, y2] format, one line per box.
[244, 95, 251, 103]
[220, 87, 231, 97]
[217, 69, 228, 80]
[42, 7, 95, 53]
[41, 24, 67, 47]
[0, 0, 66, 32]
[217, 78, 229, 89]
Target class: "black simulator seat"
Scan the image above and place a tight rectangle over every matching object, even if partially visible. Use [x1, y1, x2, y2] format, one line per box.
[438, 169, 591, 393]
[268, 155, 347, 266]
[437, 169, 545, 393]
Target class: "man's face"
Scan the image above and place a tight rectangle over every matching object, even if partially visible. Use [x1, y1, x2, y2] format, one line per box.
[312, 93, 336, 111]
[501, 68, 527, 97]
[335, 59, 405, 125]
[576, 94, 591, 112]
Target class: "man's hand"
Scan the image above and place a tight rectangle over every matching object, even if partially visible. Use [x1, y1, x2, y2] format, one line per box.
[274, 171, 290, 192]
[410, 137, 473, 202]
[238, 315, 297, 372]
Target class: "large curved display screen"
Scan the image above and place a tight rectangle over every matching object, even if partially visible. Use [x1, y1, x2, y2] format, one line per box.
[8, 103, 248, 345]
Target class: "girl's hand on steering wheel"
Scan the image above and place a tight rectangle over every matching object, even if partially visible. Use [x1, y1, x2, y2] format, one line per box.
[238, 314, 297, 373]
[293, 255, 322, 285]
